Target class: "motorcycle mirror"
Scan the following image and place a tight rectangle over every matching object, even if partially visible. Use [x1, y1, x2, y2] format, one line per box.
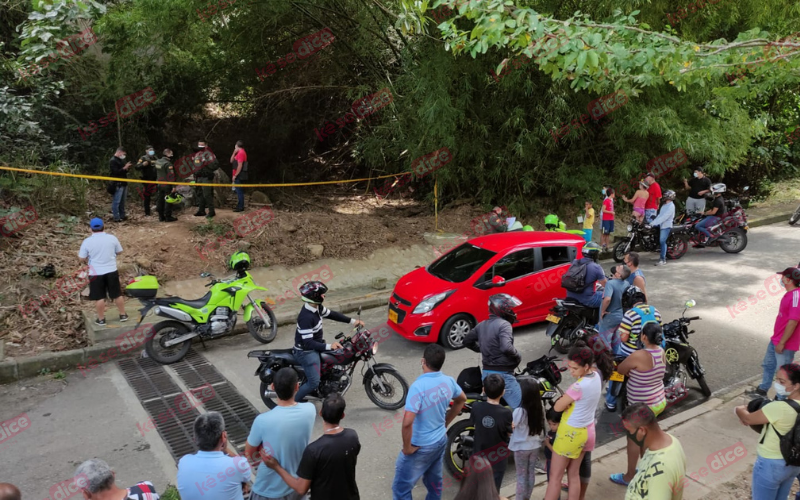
[200, 272, 210, 278]
[685, 300, 696, 308]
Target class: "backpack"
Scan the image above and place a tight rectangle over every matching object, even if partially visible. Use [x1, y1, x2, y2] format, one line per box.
[761, 399, 800, 466]
[561, 260, 589, 292]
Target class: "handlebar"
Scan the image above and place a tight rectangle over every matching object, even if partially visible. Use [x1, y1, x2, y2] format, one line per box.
[685, 316, 701, 321]
[335, 333, 345, 340]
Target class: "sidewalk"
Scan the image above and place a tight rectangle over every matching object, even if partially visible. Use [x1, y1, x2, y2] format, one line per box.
[500, 383, 760, 499]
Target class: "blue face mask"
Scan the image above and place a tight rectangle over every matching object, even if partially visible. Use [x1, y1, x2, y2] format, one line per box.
[602, 188, 607, 195]
[147, 150, 154, 156]
[693, 172, 700, 178]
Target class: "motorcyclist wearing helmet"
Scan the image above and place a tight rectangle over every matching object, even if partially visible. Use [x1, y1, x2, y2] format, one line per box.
[293, 281, 365, 402]
[462, 294, 524, 408]
[646, 189, 676, 266]
[565, 242, 607, 308]
[694, 183, 727, 248]
[155, 148, 178, 222]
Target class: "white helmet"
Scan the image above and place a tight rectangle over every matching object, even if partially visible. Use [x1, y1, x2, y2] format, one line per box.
[711, 183, 726, 195]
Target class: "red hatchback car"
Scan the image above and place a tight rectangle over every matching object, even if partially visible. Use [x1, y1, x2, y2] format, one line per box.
[387, 231, 586, 349]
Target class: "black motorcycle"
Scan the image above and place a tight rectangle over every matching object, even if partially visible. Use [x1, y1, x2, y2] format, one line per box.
[662, 299, 711, 399]
[444, 355, 565, 478]
[672, 187, 750, 255]
[248, 308, 409, 410]
[545, 296, 601, 354]
[612, 219, 687, 262]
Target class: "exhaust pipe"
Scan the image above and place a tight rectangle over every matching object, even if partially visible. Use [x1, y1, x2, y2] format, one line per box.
[164, 332, 200, 347]
[263, 390, 278, 399]
[154, 306, 192, 322]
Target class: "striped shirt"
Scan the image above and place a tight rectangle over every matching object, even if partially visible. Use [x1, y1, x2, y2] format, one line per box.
[627, 347, 666, 406]
[294, 303, 354, 352]
[126, 482, 159, 500]
[618, 305, 662, 357]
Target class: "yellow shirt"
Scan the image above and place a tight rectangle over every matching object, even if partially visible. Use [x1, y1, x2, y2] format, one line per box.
[759, 400, 799, 459]
[583, 208, 595, 229]
[625, 434, 686, 500]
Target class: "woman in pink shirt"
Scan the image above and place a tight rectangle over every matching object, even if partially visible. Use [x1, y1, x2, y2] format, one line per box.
[230, 140, 248, 212]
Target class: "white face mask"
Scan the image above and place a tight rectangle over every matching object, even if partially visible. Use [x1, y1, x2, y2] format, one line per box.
[120, 155, 126, 160]
[774, 381, 790, 397]
[693, 172, 700, 178]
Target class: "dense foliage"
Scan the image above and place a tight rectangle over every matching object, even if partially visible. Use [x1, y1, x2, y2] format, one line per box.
[0, 0, 799, 213]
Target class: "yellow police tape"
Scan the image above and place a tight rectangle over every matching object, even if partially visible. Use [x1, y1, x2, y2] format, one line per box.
[0, 165, 409, 188]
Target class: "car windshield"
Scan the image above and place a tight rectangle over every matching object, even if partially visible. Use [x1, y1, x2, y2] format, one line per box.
[428, 244, 496, 283]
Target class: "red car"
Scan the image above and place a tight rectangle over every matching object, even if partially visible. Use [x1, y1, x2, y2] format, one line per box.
[387, 231, 586, 349]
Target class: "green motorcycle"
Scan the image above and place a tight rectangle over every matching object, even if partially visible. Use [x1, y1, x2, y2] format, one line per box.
[127, 252, 278, 364]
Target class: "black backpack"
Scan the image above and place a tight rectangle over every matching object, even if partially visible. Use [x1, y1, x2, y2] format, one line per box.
[561, 260, 589, 292]
[761, 399, 800, 466]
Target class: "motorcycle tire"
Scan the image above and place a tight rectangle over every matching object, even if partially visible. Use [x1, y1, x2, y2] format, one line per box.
[364, 367, 409, 410]
[144, 320, 192, 364]
[247, 301, 278, 344]
[612, 239, 631, 263]
[719, 228, 747, 253]
[445, 419, 474, 479]
[790, 206, 800, 226]
[666, 234, 688, 260]
[696, 375, 712, 398]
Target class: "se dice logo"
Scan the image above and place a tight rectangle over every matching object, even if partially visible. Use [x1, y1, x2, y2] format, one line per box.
[0, 413, 31, 444]
[48, 474, 88, 500]
[233, 207, 275, 237]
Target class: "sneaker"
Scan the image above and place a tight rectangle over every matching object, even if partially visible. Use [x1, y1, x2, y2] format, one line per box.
[605, 402, 617, 412]
[535, 465, 547, 475]
[193, 211, 207, 217]
[165, 217, 178, 222]
[655, 260, 666, 266]
[95, 318, 106, 326]
[119, 314, 129, 322]
[232, 208, 244, 213]
[745, 387, 767, 398]
[113, 218, 123, 223]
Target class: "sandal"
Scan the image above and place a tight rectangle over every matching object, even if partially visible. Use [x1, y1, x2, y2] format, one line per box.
[609, 473, 630, 486]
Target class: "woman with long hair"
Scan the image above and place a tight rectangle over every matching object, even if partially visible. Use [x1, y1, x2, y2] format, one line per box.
[544, 336, 614, 500]
[509, 378, 546, 500]
[454, 454, 509, 500]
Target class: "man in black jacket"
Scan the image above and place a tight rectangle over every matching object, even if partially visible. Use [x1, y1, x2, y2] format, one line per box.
[193, 141, 218, 218]
[294, 281, 365, 402]
[109, 147, 132, 222]
[136, 145, 157, 216]
[154, 149, 177, 222]
[463, 294, 523, 408]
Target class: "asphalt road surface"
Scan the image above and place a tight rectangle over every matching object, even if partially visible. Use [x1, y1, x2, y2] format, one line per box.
[1, 222, 798, 500]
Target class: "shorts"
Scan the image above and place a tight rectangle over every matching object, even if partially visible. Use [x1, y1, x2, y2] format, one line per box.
[552, 420, 595, 459]
[601, 220, 614, 234]
[88, 271, 122, 301]
[628, 398, 667, 417]
[633, 207, 645, 216]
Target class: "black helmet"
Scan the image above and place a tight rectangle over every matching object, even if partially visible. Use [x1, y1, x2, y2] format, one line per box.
[663, 190, 676, 201]
[622, 285, 647, 310]
[299, 281, 328, 304]
[582, 241, 602, 261]
[488, 293, 522, 324]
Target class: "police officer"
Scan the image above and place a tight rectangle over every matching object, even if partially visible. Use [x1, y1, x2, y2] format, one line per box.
[155, 149, 177, 222]
[193, 141, 218, 218]
[136, 145, 158, 216]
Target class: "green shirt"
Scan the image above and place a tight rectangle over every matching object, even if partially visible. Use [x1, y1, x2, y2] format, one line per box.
[626, 434, 686, 500]
[759, 400, 799, 459]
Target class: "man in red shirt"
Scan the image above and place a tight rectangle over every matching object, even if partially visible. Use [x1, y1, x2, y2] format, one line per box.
[230, 140, 248, 212]
[644, 172, 662, 223]
[748, 267, 800, 398]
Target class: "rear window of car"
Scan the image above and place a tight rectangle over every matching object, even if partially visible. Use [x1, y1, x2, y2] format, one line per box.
[428, 244, 497, 283]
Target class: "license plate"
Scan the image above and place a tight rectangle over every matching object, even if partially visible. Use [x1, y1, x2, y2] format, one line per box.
[744, 226, 749, 230]
[546, 314, 561, 324]
[541, 391, 557, 399]
[388, 310, 398, 323]
[610, 371, 625, 382]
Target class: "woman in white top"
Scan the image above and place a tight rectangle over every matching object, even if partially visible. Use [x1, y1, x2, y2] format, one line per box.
[509, 378, 546, 500]
[545, 336, 615, 500]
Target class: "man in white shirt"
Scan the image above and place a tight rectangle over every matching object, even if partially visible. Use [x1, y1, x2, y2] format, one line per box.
[78, 218, 126, 326]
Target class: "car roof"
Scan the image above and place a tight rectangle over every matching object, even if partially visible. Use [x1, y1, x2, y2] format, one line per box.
[467, 231, 586, 252]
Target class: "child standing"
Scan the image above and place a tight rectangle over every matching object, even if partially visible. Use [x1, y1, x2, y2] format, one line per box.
[622, 181, 650, 224]
[471, 374, 514, 491]
[509, 379, 546, 500]
[583, 200, 595, 243]
[601, 186, 616, 251]
[545, 409, 594, 500]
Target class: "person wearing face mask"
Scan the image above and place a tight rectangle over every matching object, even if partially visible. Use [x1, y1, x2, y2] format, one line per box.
[620, 403, 686, 500]
[109, 147, 132, 222]
[154, 148, 178, 222]
[682, 167, 712, 214]
[136, 145, 157, 216]
[747, 267, 800, 399]
[736, 363, 800, 500]
[193, 141, 218, 218]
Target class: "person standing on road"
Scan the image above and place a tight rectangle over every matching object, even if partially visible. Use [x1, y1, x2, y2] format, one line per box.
[470, 374, 513, 491]
[736, 363, 800, 500]
[79, 218, 126, 326]
[136, 146, 157, 217]
[463, 294, 524, 408]
[509, 378, 545, 500]
[643, 172, 662, 224]
[747, 267, 800, 398]
[682, 167, 712, 214]
[194, 141, 218, 219]
[177, 412, 252, 500]
[647, 189, 675, 266]
[600, 187, 616, 252]
[230, 140, 248, 212]
[621, 404, 686, 500]
[392, 344, 467, 500]
[623, 253, 647, 303]
[245, 369, 316, 500]
[109, 147, 131, 222]
[262, 394, 361, 500]
[74, 458, 161, 500]
[598, 265, 631, 349]
[693, 183, 727, 248]
[155, 149, 177, 222]
[583, 200, 595, 243]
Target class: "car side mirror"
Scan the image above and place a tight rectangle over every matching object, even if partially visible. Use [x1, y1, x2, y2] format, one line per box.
[491, 276, 506, 288]
[685, 300, 696, 308]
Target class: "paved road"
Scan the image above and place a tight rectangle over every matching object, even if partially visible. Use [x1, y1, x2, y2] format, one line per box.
[1, 223, 798, 499]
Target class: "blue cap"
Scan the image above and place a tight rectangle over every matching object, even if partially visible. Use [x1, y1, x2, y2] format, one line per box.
[90, 218, 104, 230]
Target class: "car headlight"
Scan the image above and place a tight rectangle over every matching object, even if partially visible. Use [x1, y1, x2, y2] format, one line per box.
[413, 290, 456, 314]
[627, 224, 633, 232]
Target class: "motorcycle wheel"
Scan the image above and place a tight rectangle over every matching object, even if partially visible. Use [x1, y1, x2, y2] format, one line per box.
[666, 235, 688, 260]
[144, 321, 192, 364]
[552, 317, 584, 354]
[364, 367, 409, 410]
[790, 206, 800, 226]
[696, 375, 712, 398]
[445, 419, 474, 479]
[612, 240, 631, 263]
[719, 228, 747, 253]
[247, 301, 278, 344]
[260, 380, 278, 409]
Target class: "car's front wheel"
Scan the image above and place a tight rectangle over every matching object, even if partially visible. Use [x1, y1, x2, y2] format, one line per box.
[439, 313, 475, 349]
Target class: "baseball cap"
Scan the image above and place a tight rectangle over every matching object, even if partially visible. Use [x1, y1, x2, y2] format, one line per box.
[777, 267, 800, 285]
[90, 218, 104, 230]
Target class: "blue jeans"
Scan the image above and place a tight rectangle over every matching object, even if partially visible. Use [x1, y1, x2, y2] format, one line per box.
[112, 184, 127, 220]
[234, 177, 244, 210]
[758, 342, 797, 392]
[644, 209, 657, 223]
[659, 227, 671, 261]
[294, 349, 321, 402]
[482, 370, 521, 409]
[752, 456, 800, 500]
[392, 436, 447, 500]
[696, 215, 720, 239]
[585, 290, 603, 308]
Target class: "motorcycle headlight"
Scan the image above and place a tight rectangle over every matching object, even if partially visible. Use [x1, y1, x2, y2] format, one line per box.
[627, 224, 633, 232]
[413, 290, 456, 314]
[372, 342, 379, 355]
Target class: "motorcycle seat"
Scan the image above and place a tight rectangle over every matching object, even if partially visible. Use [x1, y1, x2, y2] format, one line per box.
[269, 349, 298, 363]
[464, 392, 486, 401]
[155, 291, 212, 309]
